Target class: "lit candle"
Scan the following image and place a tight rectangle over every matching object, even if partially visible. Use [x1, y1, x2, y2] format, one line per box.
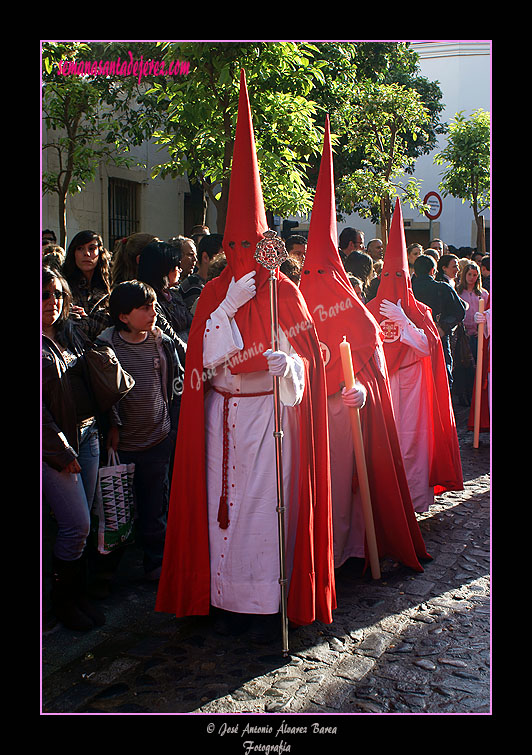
[340, 335, 356, 389]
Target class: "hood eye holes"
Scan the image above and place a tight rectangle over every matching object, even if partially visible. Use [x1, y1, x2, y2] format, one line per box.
[228, 241, 235, 248]
[396, 271, 402, 277]
[303, 269, 310, 275]
[241, 240, 251, 248]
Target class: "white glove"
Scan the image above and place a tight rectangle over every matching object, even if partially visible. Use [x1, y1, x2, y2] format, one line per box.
[263, 349, 291, 378]
[379, 298, 408, 328]
[474, 310, 487, 324]
[219, 271, 256, 318]
[341, 383, 367, 409]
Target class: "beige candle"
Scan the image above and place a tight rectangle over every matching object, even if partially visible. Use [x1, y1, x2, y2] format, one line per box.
[339, 337, 381, 580]
[473, 299, 485, 449]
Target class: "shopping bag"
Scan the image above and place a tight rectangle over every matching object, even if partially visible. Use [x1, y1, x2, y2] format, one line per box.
[93, 449, 136, 554]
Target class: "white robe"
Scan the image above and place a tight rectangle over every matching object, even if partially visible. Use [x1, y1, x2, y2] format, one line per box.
[327, 391, 367, 567]
[203, 304, 305, 614]
[388, 319, 433, 514]
[327, 344, 390, 568]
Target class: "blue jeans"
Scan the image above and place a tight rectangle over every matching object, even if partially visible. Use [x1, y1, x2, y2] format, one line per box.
[441, 334, 453, 389]
[42, 420, 100, 561]
[118, 435, 171, 574]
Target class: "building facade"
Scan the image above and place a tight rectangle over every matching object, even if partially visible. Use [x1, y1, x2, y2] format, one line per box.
[41, 131, 194, 253]
[41, 41, 491, 254]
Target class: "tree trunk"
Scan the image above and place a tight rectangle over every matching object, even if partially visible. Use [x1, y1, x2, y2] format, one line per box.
[202, 186, 208, 226]
[380, 196, 390, 252]
[476, 214, 486, 254]
[215, 177, 230, 235]
[58, 189, 67, 249]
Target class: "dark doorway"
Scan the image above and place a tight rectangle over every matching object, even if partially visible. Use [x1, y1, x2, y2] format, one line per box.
[405, 228, 430, 249]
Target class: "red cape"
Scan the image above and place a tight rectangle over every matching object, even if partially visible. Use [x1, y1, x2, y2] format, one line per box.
[300, 121, 430, 572]
[367, 199, 463, 494]
[155, 271, 337, 626]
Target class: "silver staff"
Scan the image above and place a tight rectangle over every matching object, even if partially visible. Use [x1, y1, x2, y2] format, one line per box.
[254, 229, 290, 656]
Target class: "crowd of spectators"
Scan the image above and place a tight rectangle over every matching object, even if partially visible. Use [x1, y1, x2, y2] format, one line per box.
[42, 224, 490, 632]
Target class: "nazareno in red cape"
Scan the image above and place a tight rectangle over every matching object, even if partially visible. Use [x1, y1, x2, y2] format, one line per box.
[367, 198, 464, 495]
[155, 70, 336, 627]
[299, 117, 431, 572]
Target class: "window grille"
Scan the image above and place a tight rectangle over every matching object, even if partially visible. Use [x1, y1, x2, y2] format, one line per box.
[108, 178, 139, 250]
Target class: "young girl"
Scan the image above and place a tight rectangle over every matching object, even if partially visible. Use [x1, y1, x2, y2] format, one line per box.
[137, 240, 192, 347]
[454, 261, 489, 405]
[457, 261, 490, 347]
[407, 243, 423, 278]
[62, 230, 112, 340]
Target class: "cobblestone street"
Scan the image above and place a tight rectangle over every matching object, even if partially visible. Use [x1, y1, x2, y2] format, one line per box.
[41, 402, 491, 728]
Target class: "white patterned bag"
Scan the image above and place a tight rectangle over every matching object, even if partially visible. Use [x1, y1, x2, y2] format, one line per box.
[94, 449, 136, 554]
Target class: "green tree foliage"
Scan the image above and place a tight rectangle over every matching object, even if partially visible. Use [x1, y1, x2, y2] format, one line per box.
[332, 79, 433, 244]
[145, 42, 328, 232]
[434, 109, 490, 251]
[41, 41, 161, 246]
[311, 42, 445, 230]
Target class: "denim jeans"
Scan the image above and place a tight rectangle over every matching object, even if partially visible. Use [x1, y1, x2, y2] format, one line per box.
[441, 334, 453, 389]
[42, 419, 100, 561]
[118, 435, 172, 574]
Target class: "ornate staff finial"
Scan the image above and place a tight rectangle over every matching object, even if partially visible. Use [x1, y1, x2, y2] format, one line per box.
[254, 229, 289, 271]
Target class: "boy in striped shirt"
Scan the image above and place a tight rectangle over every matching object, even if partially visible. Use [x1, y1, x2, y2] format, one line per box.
[97, 281, 183, 582]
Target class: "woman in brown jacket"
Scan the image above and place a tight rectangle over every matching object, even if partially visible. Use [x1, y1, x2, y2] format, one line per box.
[42, 266, 130, 631]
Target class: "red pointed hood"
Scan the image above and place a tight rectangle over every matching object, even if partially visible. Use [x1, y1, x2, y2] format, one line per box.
[367, 197, 433, 374]
[367, 198, 464, 493]
[222, 69, 270, 286]
[207, 69, 277, 372]
[367, 197, 419, 312]
[302, 116, 348, 285]
[300, 116, 381, 393]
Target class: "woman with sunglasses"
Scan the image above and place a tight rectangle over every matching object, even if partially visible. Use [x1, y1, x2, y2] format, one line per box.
[42, 266, 111, 632]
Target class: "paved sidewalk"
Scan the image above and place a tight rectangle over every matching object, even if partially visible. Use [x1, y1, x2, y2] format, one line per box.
[41, 403, 491, 723]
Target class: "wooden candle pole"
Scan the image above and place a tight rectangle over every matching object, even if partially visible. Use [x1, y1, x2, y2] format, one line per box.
[339, 336, 381, 580]
[473, 299, 485, 449]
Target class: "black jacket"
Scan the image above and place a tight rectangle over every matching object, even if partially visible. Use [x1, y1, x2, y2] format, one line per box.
[412, 274, 466, 336]
[42, 328, 125, 470]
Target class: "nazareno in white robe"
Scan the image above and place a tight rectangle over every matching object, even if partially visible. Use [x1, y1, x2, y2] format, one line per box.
[329, 319, 433, 568]
[327, 344, 388, 568]
[202, 302, 305, 615]
[387, 317, 433, 514]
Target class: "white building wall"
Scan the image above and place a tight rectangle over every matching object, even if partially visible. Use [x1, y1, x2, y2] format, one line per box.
[42, 131, 189, 252]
